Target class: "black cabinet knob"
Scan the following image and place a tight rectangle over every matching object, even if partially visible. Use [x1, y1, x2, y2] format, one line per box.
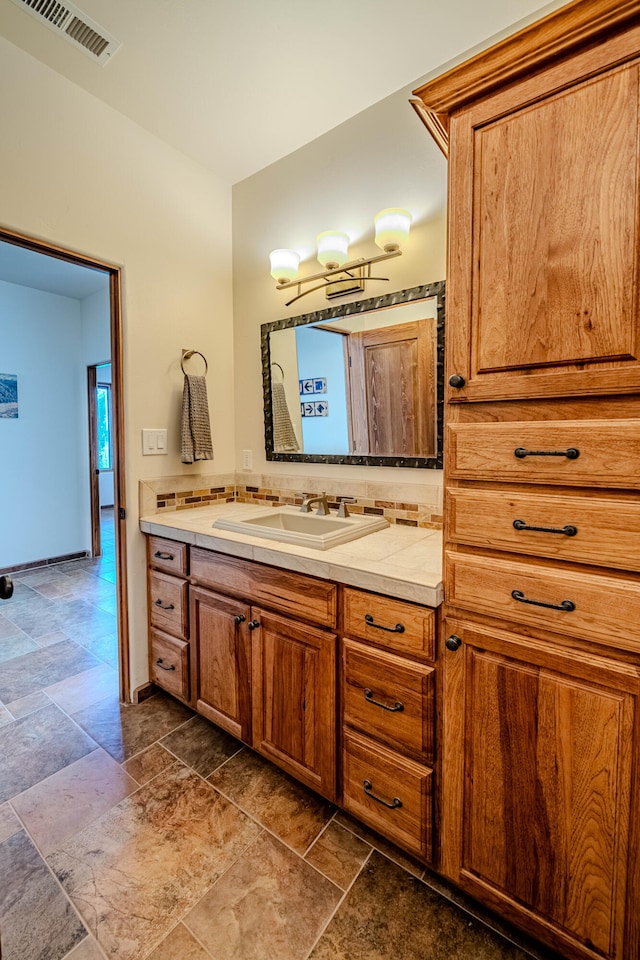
[445, 634, 462, 651]
[248, 619, 260, 631]
[449, 374, 465, 388]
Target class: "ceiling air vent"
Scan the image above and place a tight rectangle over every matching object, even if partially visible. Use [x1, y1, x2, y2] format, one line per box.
[9, 0, 121, 65]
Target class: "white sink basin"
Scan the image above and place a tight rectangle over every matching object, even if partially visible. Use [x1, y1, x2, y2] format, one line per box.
[212, 507, 389, 550]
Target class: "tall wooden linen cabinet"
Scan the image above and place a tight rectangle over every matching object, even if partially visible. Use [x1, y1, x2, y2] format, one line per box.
[413, 3, 640, 960]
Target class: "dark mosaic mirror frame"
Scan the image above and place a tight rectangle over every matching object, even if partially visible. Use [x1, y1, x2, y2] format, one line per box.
[261, 281, 445, 468]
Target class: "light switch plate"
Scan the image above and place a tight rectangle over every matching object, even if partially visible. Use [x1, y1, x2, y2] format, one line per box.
[242, 449, 253, 470]
[142, 429, 168, 455]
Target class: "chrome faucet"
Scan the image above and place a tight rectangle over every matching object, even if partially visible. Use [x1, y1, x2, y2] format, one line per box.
[300, 492, 330, 515]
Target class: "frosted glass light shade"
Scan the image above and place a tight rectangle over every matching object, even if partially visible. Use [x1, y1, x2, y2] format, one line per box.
[269, 249, 300, 284]
[374, 208, 412, 252]
[316, 231, 350, 269]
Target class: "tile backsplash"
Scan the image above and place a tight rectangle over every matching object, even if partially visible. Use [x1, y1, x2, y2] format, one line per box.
[139, 472, 443, 529]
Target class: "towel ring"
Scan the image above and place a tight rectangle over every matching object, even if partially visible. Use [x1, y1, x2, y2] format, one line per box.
[271, 361, 284, 381]
[181, 349, 208, 376]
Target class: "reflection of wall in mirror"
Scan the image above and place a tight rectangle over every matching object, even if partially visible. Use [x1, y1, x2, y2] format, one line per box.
[269, 327, 303, 452]
[295, 325, 349, 455]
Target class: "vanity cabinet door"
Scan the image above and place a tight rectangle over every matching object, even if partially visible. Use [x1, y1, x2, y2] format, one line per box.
[251, 608, 337, 801]
[446, 54, 640, 403]
[190, 585, 252, 743]
[441, 617, 639, 960]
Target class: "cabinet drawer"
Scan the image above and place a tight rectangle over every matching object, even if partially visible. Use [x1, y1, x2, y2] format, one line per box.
[150, 628, 190, 701]
[148, 570, 189, 638]
[447, 487, 640, 572]
[448, 420, 640, 488]
[190, 548, 337, 628]
[343, 588, 435, 660]
[446, 549, 640, 652]
[148, 536, 188, 576]
[343, 639, 435, 763]
[342, 730, 432, 862]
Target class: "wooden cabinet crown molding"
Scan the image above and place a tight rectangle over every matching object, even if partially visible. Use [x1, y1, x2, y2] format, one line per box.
[411, 0, 640, 152]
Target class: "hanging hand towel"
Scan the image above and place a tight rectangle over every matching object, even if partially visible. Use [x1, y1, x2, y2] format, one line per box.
[272, 381, 300, 452]
[181, 374, 214, 463]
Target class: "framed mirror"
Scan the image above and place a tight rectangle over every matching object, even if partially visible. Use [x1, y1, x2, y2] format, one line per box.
[261, 281, 444, 468]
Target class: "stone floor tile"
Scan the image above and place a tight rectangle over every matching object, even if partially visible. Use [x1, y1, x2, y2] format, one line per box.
[160, 714, 243, 777]
[71, 691, 193, 763]
[334, 810, 426, 879]
[48, 763, 261, 960]
[208, 749, 335, 854]
[73, 631, 119, 668]
[0, 640, 100, 704]
[146, 923, 213, 960]
[0, 613, 27, 641]
[0, 703, 13, 726]
[12, 747, 138, 856]
[185, 831, 342, 960]
[0, 702, 97, 803]
[36, 630, 71, 647]
[122, 744, 176, 785]
[64, 936, 106, 959]
[305, 820, 371, 890]
[7, 690, 51, 719]
[45, 663, 120, 714]
[0, 802, 21, 842]
[0, 581, 38, 605]
[0, 631, 40, 663]
[0, 830, 88, 960]
[309, 850, 531, 960]
[2, 595, 65, 638]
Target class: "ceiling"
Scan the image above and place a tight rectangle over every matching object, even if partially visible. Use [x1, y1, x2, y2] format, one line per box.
[0, 0, 564, 185]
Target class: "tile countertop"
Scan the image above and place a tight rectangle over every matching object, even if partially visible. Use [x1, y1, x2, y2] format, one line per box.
[140, 502, 443, 607]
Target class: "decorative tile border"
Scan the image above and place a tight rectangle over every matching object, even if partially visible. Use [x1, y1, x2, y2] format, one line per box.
[141, 472, 443, 530]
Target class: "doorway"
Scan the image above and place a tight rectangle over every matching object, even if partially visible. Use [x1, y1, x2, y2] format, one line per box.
[0, 226, 129, 701]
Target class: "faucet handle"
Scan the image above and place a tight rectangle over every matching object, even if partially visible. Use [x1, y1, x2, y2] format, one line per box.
[336, 497, 356, 518]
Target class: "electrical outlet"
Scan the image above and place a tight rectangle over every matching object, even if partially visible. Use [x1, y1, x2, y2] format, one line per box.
[242, 449, 253, 470]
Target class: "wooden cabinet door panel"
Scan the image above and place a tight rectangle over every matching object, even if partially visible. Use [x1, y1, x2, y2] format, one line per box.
[447, 59, 640, 402]
[446, 549, 640, 652]
[446, 487, 640, 572]
[148, 570, 188, 638]
[343, 587, 436, 660]
[342, 639, 435, 763]
[448, 419, 640, 488]
[252, 608, 337, 800]
[442, 618, 638, 960]
[343, 730, 433, 862]
[190, 586, 252, 743]
[148, 536, 188, 576]
[150, 628, 190, 702]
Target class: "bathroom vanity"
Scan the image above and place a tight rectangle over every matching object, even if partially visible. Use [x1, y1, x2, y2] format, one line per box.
[141, 503, 441, 862]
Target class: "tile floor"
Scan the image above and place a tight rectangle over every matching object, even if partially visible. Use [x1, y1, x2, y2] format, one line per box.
[0, 510, 562, 960]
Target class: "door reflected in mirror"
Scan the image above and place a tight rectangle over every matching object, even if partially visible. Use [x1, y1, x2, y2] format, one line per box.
[261, 282, 444, 468]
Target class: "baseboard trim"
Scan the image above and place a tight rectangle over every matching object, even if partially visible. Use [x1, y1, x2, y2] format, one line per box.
[0, 551, 89, 575]
[131, 682, 157, 704]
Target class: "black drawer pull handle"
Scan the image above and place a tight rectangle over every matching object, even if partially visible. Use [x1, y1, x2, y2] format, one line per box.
[155, 658, 176, 672]
[154, 599, 175, 610]
[511, 589, 575, 612]
[364, 614, 405, 634]
[154, 551, 174, 560]
[363, 780, 403, 809]
[513, 519, 578, 537]
[364, 688, 404, 712]
[514, 447, 580, 460]
[248, 619, 260, 631]
[234, 614, 246, 626]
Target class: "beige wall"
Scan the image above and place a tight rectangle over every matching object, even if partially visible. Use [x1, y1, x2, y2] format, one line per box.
[0, 37, 234, 695]
[232, 83, 447, 488]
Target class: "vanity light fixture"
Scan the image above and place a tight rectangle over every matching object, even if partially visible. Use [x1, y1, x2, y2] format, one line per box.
[269, 208, 412, 306]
